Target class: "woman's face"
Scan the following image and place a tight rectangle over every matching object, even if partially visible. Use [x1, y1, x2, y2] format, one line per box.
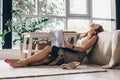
[87, 23, 100, 37]
[90, 23, 100, 30]
[87, 28, 95, 37]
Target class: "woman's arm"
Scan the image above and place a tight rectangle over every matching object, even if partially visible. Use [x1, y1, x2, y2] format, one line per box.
[63, 35, 97, 52]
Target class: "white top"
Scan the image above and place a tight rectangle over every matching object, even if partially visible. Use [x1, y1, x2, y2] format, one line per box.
[75, 36, 93, 54]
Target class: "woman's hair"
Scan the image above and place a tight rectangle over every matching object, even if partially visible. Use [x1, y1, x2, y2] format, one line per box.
[95, 25, 104, 34]
[79, 24, 104, 38]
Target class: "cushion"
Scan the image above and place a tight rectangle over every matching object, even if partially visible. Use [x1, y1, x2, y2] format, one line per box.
[89, 30, 120, 68]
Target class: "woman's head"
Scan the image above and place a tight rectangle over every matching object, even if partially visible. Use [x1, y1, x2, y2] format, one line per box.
[87, 23, 104, 38]
[95, 25, 104, 34]
[90, 23, 104, 35]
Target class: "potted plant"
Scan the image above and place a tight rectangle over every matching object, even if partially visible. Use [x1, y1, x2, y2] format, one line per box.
[5, 10, 49, 46]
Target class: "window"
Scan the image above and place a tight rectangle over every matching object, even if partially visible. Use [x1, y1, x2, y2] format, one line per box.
[92, 0, 111, 18]
[68, 19, 90, 33]
[39, 0, 65, 16]
[39, 0, 66, 31]
[11, 0, 115, 49]
[13, 0, 37, 15]
[92, 0, 116, 30]
[68, 0, 90, 32]
[69, 0, 89, 16]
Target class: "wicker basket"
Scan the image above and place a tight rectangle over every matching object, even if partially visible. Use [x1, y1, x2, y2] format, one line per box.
[35, 39, 51, 50]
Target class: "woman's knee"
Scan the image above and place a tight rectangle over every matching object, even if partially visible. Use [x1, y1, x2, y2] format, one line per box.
[44, 45, 52, 51]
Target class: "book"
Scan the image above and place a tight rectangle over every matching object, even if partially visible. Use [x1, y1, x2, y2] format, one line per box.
[50, 30, 64, 47]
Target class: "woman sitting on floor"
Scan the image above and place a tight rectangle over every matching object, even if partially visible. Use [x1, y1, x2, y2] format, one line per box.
[4, 23, 104, 68]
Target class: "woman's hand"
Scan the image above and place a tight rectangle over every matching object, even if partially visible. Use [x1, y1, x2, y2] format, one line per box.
[79, 33, 87, 39]
[63, 40, 72, 49]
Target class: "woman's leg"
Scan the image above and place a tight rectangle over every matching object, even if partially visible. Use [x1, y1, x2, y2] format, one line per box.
[6, 45, 52, 68]
[5, 57, 51, 66]
[30, 57, 51, 66]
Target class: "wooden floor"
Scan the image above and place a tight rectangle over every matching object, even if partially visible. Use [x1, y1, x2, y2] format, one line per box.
[3, 69, 120, 80]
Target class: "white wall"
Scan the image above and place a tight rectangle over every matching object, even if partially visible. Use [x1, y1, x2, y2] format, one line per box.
[0, 49, 21, 60]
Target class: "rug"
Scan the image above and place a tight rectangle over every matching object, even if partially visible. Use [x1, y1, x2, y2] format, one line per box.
[0, 60, 107, 79]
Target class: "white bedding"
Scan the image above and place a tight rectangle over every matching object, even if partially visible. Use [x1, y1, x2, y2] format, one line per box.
[89, 30, 120, 68]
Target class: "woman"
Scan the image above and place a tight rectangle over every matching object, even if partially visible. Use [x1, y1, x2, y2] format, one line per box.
[4, 23, 104, 68]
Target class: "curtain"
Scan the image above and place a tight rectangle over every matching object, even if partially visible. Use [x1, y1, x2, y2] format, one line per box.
[2, 0, 12, 48]
[116, 0, 120, 30]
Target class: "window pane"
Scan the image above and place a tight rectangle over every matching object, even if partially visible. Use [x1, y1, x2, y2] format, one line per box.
[12, 17, 37, 49]
[92, 0, 111, 18]
[93, 20, 112, 31]
[13, 0, 37, 15]
[70, 0, 87, 14]
[39, 0, 65, 16]
[42, 18, 65, 32]
[68, 19, 90, 33]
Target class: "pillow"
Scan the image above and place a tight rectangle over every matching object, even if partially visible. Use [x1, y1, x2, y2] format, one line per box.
[89, 30, 120, 68]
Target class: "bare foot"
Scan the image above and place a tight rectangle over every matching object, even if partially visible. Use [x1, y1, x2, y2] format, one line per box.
[10, 60, 28, 68]
[4, 59, 20, 64]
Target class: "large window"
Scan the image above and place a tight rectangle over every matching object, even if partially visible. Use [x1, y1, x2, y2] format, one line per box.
[11, 0, 115, 49]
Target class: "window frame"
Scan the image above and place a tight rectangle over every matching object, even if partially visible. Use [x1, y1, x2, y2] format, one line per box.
[1, 0, 116, 49]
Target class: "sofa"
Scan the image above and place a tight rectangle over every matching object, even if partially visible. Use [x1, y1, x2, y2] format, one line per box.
[89, 30, 120, 68]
